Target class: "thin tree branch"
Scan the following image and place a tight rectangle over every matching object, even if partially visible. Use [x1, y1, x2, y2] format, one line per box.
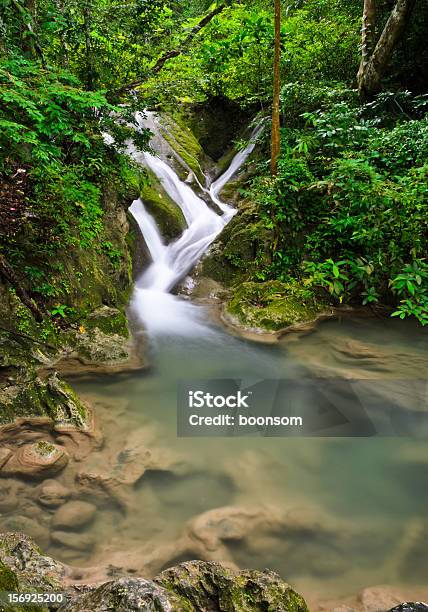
[115, 2, 229, 95]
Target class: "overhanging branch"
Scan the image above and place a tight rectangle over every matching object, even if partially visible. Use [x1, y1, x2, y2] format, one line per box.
[115, 3, 229, 95]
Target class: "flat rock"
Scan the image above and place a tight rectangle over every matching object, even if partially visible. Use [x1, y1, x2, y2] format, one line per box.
[52, 500, 96, 530]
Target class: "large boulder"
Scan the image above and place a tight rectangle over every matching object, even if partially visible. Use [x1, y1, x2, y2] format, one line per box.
[51, 501, 96, 530]
[225, 280, 328, 332]
[155, 560, 309, 612]
[58, 577, 192, 612]
[0, 372, 89, 428]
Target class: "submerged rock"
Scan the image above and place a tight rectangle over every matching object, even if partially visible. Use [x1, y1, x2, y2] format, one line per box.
[52, 501, 96, 530]
[51, 530, 96, 552]
[36, 479, 71, 508]
[2, 516, 50, 550]
[1, 441, 69, 478]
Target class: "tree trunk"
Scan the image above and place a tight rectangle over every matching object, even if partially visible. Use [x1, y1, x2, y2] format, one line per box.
[358, 0, 417, 100]
[271, 0, 281, 176]
[357, 0, 376, 91]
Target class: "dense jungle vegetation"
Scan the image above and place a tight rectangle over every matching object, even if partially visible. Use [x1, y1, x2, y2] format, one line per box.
[0, 0, 427, 330]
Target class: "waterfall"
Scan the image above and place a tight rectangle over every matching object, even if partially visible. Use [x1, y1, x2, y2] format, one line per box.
[128, 115, 263, 337]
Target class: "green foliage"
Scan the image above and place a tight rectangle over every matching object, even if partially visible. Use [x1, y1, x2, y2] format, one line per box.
[390, 261, 428, 325]
[248, 89, 428, 323]
[50, 304, 75, 319]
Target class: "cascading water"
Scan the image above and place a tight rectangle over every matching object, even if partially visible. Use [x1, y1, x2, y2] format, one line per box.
[127, 115, 263, 337]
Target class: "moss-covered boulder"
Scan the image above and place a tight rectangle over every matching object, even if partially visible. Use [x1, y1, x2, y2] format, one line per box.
[0, 372, 89, 427]
[0, 532, 66, 612]
[59, 577, 193, 612]
[140, 168, 186, 240]
[155, 561, 309, 612]
[61, 562, 308, 612]
[178, 98, 251, 162]
[202, 203, 273, 287]
[226, 280, 328, 332]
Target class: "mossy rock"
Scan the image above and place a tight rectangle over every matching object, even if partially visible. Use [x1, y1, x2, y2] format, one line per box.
[156, 561, 309, 612]
[202, 203, 273, 287]
[0, 536, 309, 612]
[226, 280, 327, 331]
[0, 559, 18, 591]
[159, 113, 207, 183]
[0, 372, 89, 427]
[178, 98, 252, 161]
[0, 532, 65, 612]
[84, 306, 129, 338]
[140, 169, 186, 240]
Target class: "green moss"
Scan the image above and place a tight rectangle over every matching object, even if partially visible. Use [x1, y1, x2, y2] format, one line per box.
[160, 113, 206, 183]
[140, 169, 186, 240]
[227, 280, 327, 331]
[84, 307, 129, 338]
[35, 441, 55, 456]
[0, 373, 89, 427]
[0, 560, 18, 591]
[202, 204, 273, 287]
[156, 561, 309, 612]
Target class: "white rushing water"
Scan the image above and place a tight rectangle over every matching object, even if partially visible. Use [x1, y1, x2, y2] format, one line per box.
[128, 113, 263, 337]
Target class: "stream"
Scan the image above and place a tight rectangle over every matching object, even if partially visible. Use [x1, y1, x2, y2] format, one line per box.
[1, 113, 428, 606]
